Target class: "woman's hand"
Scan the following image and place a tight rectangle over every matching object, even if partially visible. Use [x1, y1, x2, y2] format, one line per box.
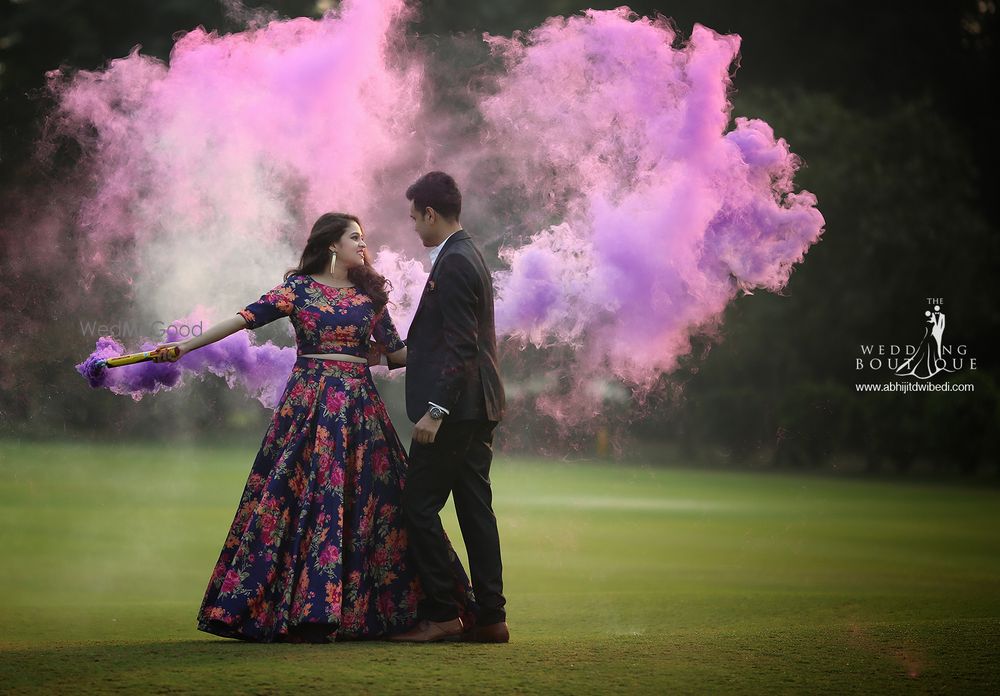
[366, 345, 384, 366]
[387, 346, 407, 367]
[151, 341, 188, 362]
[148, 315, 247, 362]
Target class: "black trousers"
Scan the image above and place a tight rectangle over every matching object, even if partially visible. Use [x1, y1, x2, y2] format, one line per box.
[402, 419, 507, 625]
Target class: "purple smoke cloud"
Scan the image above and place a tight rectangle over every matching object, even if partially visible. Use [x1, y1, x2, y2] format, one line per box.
[57, 2, 823, 418]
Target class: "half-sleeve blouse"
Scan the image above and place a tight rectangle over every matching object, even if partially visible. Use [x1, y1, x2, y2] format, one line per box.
[237, 273, 405, 358]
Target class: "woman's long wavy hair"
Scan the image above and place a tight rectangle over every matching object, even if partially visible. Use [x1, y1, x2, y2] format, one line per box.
[284, 213, 390, 311]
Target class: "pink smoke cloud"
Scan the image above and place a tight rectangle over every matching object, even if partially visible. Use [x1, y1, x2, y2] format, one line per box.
[484, 10, 824, 396]
[56, 2, 823, 420]
[46, 0, 422, 304]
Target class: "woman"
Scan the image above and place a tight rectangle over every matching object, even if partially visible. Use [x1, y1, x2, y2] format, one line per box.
[154, 212, 477, 642]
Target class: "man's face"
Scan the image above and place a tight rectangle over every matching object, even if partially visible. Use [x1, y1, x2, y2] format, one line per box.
[409, 200, 433, 242]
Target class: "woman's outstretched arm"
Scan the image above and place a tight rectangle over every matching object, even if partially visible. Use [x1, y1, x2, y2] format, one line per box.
[152, 315, 249, 362]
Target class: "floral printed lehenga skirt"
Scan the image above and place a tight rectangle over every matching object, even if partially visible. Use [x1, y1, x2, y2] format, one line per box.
[197, 357, 476, 642]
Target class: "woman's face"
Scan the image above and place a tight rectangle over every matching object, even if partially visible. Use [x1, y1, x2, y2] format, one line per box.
[331, 221, 367, 269]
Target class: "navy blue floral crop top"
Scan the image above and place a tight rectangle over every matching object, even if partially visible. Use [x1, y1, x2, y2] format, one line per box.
[237, 274, 405, 358]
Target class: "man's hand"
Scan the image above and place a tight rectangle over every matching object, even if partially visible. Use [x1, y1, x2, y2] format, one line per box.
[412, 411, 443, 444]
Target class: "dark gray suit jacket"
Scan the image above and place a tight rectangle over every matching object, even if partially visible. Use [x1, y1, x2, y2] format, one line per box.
[404, 230, 505, 423]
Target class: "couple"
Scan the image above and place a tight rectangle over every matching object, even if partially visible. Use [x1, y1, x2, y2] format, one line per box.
[895, 305, 949, 380]
[154, 172, 507, 644]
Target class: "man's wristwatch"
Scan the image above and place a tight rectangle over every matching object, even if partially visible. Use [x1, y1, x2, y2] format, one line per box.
[428, 405, 447, 420]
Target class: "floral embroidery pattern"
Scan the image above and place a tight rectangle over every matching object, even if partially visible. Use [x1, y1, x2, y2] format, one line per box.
[236, 274, 404, 358]
[196, 277, 476, 642]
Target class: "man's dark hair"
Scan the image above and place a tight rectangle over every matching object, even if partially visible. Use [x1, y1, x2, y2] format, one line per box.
[406, 171, 462, 221]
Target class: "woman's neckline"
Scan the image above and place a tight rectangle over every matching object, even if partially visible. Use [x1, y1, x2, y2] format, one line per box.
[306, 274, 355, 290]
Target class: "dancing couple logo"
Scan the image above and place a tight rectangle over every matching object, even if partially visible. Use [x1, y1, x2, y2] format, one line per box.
[854, 298, 978, 393]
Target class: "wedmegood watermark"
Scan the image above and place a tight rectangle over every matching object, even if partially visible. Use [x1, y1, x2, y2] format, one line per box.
[79, 319, 204, 339]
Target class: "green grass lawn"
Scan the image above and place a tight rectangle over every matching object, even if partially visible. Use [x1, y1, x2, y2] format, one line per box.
[1, 439, 998, 694]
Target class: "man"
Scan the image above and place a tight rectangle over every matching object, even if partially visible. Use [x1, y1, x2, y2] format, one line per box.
[391, 171, 508, 643]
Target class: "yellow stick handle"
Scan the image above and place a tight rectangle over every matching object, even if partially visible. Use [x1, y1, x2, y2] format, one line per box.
[104, 347, 179, 368]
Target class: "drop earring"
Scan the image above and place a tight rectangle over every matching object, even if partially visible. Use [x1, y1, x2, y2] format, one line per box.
[329, 249, 337, 274]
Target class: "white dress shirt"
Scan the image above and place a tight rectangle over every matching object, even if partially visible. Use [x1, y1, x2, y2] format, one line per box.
[428, 230, 460, 269]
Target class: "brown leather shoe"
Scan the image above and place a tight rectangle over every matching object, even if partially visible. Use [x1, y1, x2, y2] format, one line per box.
[389, 617, 464, 643]
[461, 621, 509, 643]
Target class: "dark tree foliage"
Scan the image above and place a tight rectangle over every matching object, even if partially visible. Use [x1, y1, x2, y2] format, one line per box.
[1, 1, 995, 474]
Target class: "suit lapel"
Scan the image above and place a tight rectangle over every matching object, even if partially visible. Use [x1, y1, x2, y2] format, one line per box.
[409, 230, 470, 333]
